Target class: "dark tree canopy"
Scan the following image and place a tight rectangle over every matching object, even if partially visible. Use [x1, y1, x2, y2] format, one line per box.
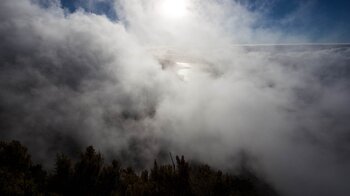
[0, 140, 279, 196]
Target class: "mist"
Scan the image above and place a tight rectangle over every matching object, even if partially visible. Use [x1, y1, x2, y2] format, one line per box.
[1, 0, 350, 195]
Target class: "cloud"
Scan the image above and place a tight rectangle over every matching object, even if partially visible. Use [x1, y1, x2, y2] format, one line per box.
[0, 0, 350, 195]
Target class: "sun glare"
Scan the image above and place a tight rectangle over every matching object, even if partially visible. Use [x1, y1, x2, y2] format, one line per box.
[176, 62, 192, 81]
[159, 0, 188, 19]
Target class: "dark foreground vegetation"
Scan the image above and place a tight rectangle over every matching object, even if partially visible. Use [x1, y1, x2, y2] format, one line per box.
[0, 140, 278, 196]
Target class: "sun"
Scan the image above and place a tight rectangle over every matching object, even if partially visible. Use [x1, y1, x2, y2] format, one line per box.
[159, 0, 189, 19]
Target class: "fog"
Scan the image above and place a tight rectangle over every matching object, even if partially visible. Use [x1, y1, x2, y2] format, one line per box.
[1, 0, 350, 195]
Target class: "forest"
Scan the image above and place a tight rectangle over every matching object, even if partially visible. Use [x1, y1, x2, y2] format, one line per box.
[0, 140, 279, 196]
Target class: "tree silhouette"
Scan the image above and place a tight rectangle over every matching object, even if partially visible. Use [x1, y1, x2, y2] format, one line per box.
[0, 140, 46, 195]
[73, 146, 103, 195]
[97, 159, 121, 195]
[0, 140, 279, 196]
[48, 153, 73, 195]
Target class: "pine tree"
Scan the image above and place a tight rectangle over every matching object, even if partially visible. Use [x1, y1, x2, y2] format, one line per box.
[73, 146, 103, 195]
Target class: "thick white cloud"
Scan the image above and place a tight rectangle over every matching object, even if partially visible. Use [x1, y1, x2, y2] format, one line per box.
[0, 0, 350, 195]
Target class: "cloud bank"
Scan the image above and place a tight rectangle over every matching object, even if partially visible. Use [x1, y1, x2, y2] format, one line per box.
[1, 0, 350, 195]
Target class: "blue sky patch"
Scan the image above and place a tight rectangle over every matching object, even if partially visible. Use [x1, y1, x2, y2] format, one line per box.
[56, 0, 350, 42]
[60, 0, 118, 21]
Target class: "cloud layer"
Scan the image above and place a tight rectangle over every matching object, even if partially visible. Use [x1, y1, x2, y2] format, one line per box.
[1, 0, 350, 195]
